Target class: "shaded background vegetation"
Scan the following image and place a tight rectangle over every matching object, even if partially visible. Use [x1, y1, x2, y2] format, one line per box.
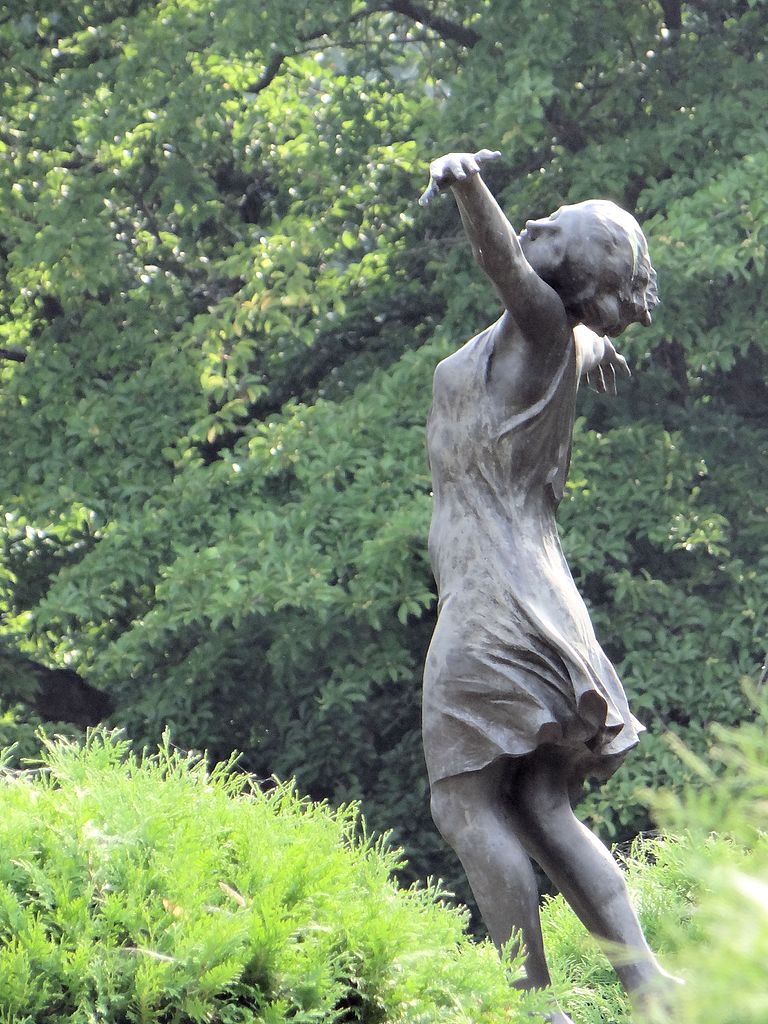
[1, 0, 767, 895]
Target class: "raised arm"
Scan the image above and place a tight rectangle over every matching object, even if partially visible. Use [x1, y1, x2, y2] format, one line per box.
[420, 151, 559, 329]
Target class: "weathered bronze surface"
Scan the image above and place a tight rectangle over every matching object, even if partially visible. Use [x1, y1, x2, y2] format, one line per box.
[420, 151, 674, 1022]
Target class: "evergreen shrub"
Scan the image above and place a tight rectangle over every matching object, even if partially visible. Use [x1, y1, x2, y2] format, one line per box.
[643, 695, 768, 1024]
[4, 709, 768, 1024]
[0, 731, 539, 1024]
[538, 694, 768, 1024]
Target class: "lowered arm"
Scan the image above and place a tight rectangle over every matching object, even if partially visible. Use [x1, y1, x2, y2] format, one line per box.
[573, 325, 631, 394]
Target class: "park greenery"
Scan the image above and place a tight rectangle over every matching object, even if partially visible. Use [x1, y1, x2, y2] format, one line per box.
[0, 730, 540, 1024]
[0, 704, 767, 1023]
[1, 0, 767, 902]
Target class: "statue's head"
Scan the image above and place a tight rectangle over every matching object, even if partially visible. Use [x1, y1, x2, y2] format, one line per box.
[519, 199, 658, 337]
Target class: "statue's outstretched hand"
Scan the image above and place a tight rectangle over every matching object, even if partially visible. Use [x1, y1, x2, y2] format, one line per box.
[584, 338, 631, 395]
[418, 149, 502, 207]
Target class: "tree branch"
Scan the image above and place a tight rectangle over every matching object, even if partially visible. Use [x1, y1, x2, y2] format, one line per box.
[0, 347, 27, 362]
[241, 2, 479, 93]
[659, 0, 682, 32]
[246, 52, 286, 94]
[385, 1, 480, 47]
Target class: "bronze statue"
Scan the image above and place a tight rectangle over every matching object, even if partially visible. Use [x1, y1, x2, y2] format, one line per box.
[419, 150, 676, 1022]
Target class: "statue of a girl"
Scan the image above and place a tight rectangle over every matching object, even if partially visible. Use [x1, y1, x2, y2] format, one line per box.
[420, 150, 675, 1022]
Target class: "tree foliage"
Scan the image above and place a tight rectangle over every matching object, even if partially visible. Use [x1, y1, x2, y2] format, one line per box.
[1, 0, 767, 888]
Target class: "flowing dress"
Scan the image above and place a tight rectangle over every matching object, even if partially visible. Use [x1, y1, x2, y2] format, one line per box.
[422, 318, 643, 791]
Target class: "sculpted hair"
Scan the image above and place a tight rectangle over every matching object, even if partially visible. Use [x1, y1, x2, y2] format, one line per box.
[590, 200, 659, 327]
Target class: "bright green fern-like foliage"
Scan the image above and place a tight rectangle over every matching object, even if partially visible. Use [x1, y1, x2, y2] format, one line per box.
[4, 718, 768, 1024]
[538, 696, 768, 1024]
[0, 730, 540, 1024]
[538, 838, 694, 1024]
[643, 697, 768, 1024]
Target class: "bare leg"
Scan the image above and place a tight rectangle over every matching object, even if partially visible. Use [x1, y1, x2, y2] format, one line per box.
[430, 761, 574, 1023]
[510, 749, 677, 1006]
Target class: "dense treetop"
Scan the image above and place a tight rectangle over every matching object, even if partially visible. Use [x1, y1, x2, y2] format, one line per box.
[1, 0, 767, 885]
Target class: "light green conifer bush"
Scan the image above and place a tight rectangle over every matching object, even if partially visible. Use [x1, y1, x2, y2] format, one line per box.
[643, 695, 768, 1024]
[4, 712, 767, 1024]
[0, 731, 542, 1024]
[538, 694, 768, 1024]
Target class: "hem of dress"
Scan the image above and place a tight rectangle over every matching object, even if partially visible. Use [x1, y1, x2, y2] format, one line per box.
[425, 731, 641, 796]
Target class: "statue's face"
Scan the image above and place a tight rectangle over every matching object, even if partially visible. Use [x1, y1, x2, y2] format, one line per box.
[519, 203, 637, 336]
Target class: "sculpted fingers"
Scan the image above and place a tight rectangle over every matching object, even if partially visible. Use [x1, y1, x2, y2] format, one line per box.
[426, 154, 462, 184]
[602, 338, 631, 392]
[418, 179, 440, 207]
[419, 156, 459, 206]
[419, 150, 500, 205]
[604, 338, 630, 377]
[474, 148, 502, 165]
[615, 352, 631, 378]
[447, 154, 470, 181]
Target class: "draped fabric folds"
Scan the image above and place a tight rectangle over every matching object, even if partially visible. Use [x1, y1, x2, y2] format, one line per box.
[423, 321, 643, 792]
